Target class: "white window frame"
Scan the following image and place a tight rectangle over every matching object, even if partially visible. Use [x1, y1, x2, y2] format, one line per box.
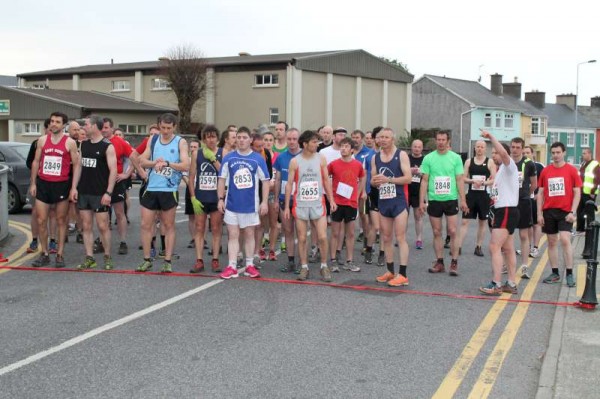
[504, 113, 514, 129]
[531, 117, 540, 135]
[254, 73, 279, 87]
[118, 124, 147, 134]
[495, 112, 502, 128]
[151, 78, 171, 91]
[484, 113, 492, 128]
[582, 133, 590, 147]
[20, 121, 42, 136]
[31, 83, 45, 89]
[269, 108, 279, 126]
[567, 132, 575, 147]
[567, 156, 575, 164]
[549, 132, 559, 144]
[111, 80, 131, 92]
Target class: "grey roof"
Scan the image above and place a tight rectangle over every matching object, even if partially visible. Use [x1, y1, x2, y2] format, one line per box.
[0, 75, 17, 86]
[18, 50, 413, 83]
[421, 75, 544, 114]
[542, 103, 597, 129]
[4, 87, 177, 112]
[579, 106, 600, 126]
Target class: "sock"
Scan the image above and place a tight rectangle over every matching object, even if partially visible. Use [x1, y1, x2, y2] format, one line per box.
[160, 235, 166, 251]
[552, 268, 559, 275]
[50, 238, 56, 243]
[321, 263, 327, 269]
[121, 241, 126, 245]
[438, 258, 444, 264]
[228, 260, 236, 269]
[336, 249, 341, 255]
[379, 250, 385, 256]
[164, 259, 171, 263]
[301, 264, 309, 269]
[451, 259, 457, 263]
[386, 262, 394, 273]
[288, 256, 295, 263]
[534, 246, 538, 249]
[566, 269, 573, 276]
[32, 238, 38, 243]
[246, 257, 254, 267]
[366, 246, 373, 253]
[399, 265, 407, 277]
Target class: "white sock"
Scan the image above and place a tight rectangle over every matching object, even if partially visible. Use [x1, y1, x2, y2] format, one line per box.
[321, 263, 327, 269]
[301, 264, 309, 269]
[246, 257, 254, 267]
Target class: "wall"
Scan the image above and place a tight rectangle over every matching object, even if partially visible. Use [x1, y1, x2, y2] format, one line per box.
[387, 81, 407, 134]
[470, 108, 521, 142]
[300, 71, 326, 130]
[0, 120, 7, 141]
[332, 74, 355, 129]
[361, 78, 384, 131]
[80, 76, 136, 100]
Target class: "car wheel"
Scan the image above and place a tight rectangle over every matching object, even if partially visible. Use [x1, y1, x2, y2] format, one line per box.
[8, 184, 23, 214]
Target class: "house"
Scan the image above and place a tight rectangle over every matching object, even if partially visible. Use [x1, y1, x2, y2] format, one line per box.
[0, 86, 177, 143]
[0, 75, 17, 87]
[411, 74, 548, 161]
[17, 50, 414, 134]
[578, 97, 600, 161]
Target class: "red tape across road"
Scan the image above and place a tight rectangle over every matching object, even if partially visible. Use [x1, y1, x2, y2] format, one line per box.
[0, 265, 582, 308]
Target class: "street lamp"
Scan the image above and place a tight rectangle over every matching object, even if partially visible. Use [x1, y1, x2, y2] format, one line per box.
[575, 59, 597, 163]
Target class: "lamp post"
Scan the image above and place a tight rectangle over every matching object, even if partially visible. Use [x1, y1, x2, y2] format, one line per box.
[575, 60, 596, 163]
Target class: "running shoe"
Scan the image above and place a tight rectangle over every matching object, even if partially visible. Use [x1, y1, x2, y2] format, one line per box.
[158, 250, 166, 258]
[220, 266, 239, 279]
[377, 253, 385, 267]
[449, 260, 459, 276]
[26, 240, 39, 253]
[160, 262, 173, 273]
[187, 240, 195, 249]
[542, 272, 561, 284]
[474, 246, 484, 257]
[54, 254, 66, 268]
[244, 265, 261, 278]
[297, 267, 310, 281]
[118, 242, 128, 255]
[320, 266, 332, 282]
[502, 282, 518, 294]
[330, 265, 340, 273]
[376, 271, 394, 283]
[444, 236, 451, 249]
[211, 259, 221, 273]
[279, 261, 296, 273]
[415, 240, 423, 250]
[190, 259, 205, 274]
[479, 281, 502, 296]
[77, 256, 97, 270]
[268, 250, 277, 261]
[48, 240, 58, 254]
[258, 249, 267, 262]
[529, 248, 539, 258]
[76, 233, 84, 244]
[428, 260, 445, 273]
[104, 255, 114, 270]
[364, 250, 373, 264]
[520, 265, 530, 279]
[280, 242, 287, 253]
[32, 253, 50, 268]
[566, 274, 575, 288]
[343, 261, 361, 272]
[135, 260, 153, 272]
[388, 274, 409, 287]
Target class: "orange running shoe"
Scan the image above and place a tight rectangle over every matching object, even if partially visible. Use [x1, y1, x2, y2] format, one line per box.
[376, 271, 394, 283]
[388, 274, 409, 287]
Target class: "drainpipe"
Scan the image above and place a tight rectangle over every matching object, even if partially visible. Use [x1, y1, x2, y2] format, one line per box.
[459, 107, 477, 154]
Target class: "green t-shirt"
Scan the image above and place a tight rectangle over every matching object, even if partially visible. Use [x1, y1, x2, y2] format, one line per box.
[273, 144, 288, 154]
[421, 150, 464, 201]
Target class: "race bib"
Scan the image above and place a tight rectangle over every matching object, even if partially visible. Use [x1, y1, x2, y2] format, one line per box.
[412, 175, 421, 183]
[281, 180, 287, 193]
[379, 183, 397, 200]
[42, 155, 62, 176]
[434, 176, 451, 195]
[548, 177, 565, 197]
[336, 182, 354, 199]
[489, 184, 498, 203]
[233, 168, 253, 189]
[198, 175, 217, 190]
[156, 166, 173, 178]
[81, 157, 97, 168]
[299, 180, 319, 201]
[518, 171, 524, 188]
[471, 175, 486, 191]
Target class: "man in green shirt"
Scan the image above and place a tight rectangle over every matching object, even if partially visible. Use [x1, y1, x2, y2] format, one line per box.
[419, 131, 468, 276]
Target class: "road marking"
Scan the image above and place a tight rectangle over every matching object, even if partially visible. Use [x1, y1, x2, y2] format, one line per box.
[467, 250, 549, 398]
[432, 236, 547, 399]
[0, 222, 33, 275]
[0, 278, 224, 377]
[575, 262, 600, 300]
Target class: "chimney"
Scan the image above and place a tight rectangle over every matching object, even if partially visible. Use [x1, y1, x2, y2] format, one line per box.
[238, 52, 251, 56]
[591, 96, 600, 108]
[525, 91, 546, 109]
[556, 94, 576, 110]
[490, 73, 503, 96]
[502, 76, 522, 99]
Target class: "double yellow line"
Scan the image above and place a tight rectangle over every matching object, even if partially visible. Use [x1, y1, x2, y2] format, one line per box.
[433, 236, 548, 399]
[0, 221, 36, 274]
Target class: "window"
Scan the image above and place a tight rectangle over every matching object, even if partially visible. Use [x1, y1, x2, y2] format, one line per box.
[31, 83, 46, 89]
[549, 132, 559, 144]
[151, 78, 171, 91]
[269, 108, 279, 126]
[111, 80, 130, 92]
[567, 132, 574, 147]
[504, 113, 514, 129]
[582, 134, 590, 147]
[118, 124, 147, 134]
[531, 117, 540, 135]
[484, 113, 492, 127]
[24, 122, 41, 134]
[254, 74, 279, 87]
[495, 112, 502, 128]
[567, 156, 575, 164]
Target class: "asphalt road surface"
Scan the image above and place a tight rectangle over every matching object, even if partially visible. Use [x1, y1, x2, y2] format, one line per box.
[0, 185, 567, 398]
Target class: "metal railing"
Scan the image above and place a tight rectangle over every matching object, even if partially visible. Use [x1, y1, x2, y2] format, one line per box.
[0, 164, 9, 243]
[580, 200, 598, 309]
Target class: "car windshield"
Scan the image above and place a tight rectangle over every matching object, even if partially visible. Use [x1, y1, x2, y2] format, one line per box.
[10, 145, 30, 161]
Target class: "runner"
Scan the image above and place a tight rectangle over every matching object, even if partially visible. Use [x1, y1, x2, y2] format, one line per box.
[251, 132, 273, 264]
[523, 146, 545, 258]
[537, 142, 582, 287]
[408, 139, 425, 250]
[284, 130, 335, 282]
[70, 115, 117, 270]
[478, 130, 520, 295]
[317, 125, 333, 152]
[29, 112, 80, 268]
[371, 128, 413, 286]
[272, 121, 288, 154]
[261, 130, 279, 261]
[184, 138, 201, 250]
[136, 113, 190, 273]
[217, 127, 270, 279]
[419, 131, 468, 276]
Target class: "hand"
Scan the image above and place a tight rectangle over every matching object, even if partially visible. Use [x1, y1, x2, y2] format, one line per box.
[259, 202, 268, 216]
[202, 145, 216, 163]
[284, 207, 290, 220]
[566, 213, 576, 223]
[538, 213, 544, 227]
[480, 129, 491, 139]
[371, 174, 387, 188]
[191, 197, 204, 215]
[30, 184, 36, 198]
[218, 199, 225, 213]
[360, 191, 367, 200]
[330, 201, 337, 213]
[101, 193, 111, 206]
[70, 188, 78, 203]
[460, 200, 469, 213]
[419, 202, 427, 216]
[116, 173, 129, 182]
[138, 170, 148, 181]
[473, 179, 483, 189]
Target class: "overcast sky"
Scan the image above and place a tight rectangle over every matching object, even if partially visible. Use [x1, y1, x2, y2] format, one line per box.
[3, 0, 599, 105]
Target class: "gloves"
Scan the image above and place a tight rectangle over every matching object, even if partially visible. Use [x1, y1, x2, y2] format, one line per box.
[191, 197, 204, 215]
[202, 145, 216, 163]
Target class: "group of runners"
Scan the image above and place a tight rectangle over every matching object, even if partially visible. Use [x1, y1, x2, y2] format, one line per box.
[26, 112, 584, 295]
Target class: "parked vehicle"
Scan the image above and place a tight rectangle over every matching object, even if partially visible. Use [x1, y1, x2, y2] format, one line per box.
[0, 142, 31, 213]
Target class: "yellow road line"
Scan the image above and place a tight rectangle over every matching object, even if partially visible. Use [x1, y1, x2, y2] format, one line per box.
[576, 263, 586, 297]
[0, 221, 33, 275]
[431, 236, 547, 399]
[467, 250, 549, 398]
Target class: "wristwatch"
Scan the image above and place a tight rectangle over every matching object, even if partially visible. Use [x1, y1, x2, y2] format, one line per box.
[166, 161, 170, 167]
[105, 191, 112, 196]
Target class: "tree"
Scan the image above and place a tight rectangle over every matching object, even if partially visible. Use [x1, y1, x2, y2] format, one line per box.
[379, 57, 410, 73]
[160, 44, 210, 134]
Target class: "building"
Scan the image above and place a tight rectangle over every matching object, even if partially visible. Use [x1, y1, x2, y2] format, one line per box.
[17, 50, 414, 134]
[411, 74, 548, 160]
[0, 86, 177, 143]
[0, 75, 17, 87]
[578, 97, 600, 161]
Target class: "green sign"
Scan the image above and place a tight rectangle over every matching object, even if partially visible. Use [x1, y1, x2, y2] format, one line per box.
[0, 100, 9, 115]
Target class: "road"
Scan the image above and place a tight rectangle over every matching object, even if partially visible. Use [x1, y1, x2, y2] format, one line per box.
[0, 184, 568, 398]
